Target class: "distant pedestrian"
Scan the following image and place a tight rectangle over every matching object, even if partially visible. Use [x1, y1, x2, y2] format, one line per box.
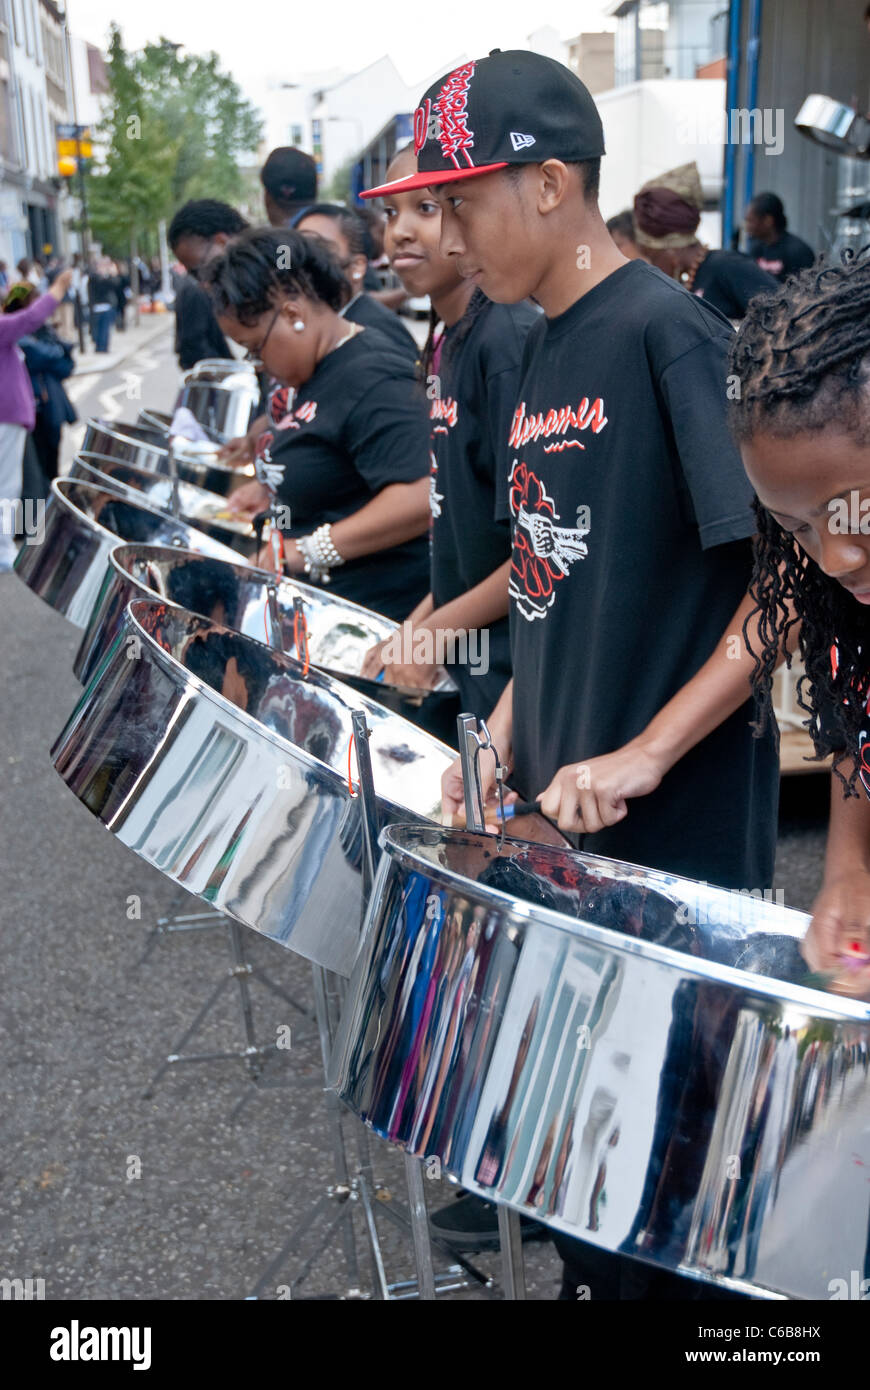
[88, 257, 117, 353]
[0, 261, 8, 296]
[744, 193, 815, 283]
[0, 269, 73, 570]
[6, 283, 78, 486]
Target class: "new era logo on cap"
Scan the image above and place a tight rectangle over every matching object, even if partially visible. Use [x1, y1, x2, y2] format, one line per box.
[510, 132, 536, 151]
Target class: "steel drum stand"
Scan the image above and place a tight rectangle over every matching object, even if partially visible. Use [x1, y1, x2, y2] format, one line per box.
[141, 904, 315, 1104]
[246, 712, 494, 1300]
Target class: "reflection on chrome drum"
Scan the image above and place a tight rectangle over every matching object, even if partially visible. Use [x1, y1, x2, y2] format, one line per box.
[13, 479, 244, 629]
[52, 600, 454, 977]
[73, 545, 459, 745]
[330, 824, 870, 1300]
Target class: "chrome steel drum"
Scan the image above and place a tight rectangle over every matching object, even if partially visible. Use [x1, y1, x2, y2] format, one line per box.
[70, 453, 259, 558]
[13, 479, 243, 628]
[177, 360, 260, 442]
[52, 600, 455, 976]
[795, 94, 870, 157]
[81, 419, 255, 497]
[73, 546, 460, 743]
[330, 824, 870, 1300]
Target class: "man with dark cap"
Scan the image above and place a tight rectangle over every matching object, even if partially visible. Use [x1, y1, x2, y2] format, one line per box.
[633, 161, 777, 320]
[260, 147, 318, 227]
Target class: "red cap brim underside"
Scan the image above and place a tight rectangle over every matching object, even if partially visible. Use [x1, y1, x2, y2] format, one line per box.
[361, 162, 509, 200]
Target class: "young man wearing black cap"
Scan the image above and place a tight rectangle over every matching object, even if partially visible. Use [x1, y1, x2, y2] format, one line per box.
[364, 50, 777, 1299]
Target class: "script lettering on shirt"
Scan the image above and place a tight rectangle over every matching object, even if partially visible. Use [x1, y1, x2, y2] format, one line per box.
[508, 397, 608, 450]
[430, 396, 459, 432]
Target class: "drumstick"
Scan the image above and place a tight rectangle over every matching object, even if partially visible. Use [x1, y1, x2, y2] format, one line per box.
[449, 799, 545, 828]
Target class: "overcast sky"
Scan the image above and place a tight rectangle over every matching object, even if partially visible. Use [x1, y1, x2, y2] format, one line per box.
[66, 0, 615, 110]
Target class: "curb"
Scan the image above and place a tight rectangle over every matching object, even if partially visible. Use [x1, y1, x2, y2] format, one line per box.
[72, 315, 173, 378]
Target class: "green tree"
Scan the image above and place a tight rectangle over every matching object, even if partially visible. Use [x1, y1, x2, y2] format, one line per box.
[132, 39, 263, 207]
[87, 25, 178, 260]
[87, 26, 264, 261]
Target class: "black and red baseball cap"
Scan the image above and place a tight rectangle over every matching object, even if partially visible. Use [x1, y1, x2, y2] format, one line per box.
[361, 49, 606, 200]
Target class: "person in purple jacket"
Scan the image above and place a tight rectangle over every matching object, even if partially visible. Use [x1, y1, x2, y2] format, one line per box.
[0, 268, 72, 569]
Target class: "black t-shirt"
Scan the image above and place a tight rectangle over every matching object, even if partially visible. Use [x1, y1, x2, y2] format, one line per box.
[430, 299, 538, 715]
[258, 328, 430, 621]
[747, 232, 815, 283]
[342, 293, 418, 364]
[500, 259, 779, 891]
[692, 249, 777, 320]
[174, 276, 232, 370]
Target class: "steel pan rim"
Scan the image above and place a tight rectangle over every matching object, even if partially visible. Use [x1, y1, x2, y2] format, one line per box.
[73, 455, 258, 543]
[374, 823, 870, 1022]
[83, 418, 253, 478]
[104, 542, 456, 698]
[123, 598, 453, 809]
[52, 478, 241, 562]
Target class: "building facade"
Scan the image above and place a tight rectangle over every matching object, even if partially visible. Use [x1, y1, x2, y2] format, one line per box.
[0, 0, 71, 268]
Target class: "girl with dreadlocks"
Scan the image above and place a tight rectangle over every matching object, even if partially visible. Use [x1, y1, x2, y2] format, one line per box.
[360, 144, 538, 717]
[732, 246, 870, 998]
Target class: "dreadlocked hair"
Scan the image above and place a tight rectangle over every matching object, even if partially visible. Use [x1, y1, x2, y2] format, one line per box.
[730, 245, 870, 794]
[419, 287, 491, 386]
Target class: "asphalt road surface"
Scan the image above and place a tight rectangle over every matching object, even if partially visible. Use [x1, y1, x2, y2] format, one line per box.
[0, 320, 833, 1301]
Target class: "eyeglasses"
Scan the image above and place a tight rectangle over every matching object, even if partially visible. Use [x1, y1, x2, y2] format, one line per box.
[245, 305, 282, 364]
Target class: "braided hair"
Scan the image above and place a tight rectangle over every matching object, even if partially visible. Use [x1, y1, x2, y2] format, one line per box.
[729, 246, 870, 792]
[420, 287, 491, 386]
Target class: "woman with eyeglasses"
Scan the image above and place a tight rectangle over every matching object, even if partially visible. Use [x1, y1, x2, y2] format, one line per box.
[294, 203, 418, 363]
[206, 227, 431, 622]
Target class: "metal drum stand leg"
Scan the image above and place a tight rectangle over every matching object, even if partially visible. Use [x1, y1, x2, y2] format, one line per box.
[458, 713, 527, 1302]
[142, 915, 314, 1101]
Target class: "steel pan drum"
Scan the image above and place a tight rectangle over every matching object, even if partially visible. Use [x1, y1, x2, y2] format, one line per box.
[177, 360, 260, 442]
[73, 546, 460, 744]
[330, 824, 870, 1300]
[52, 600, 455, 977]
[70, 453, 259, 557]
[81, 419, 255, 496]
[13, 479, 243, 628]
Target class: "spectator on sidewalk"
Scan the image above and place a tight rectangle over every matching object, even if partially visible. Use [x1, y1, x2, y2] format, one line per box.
[0, 269, 73, 570]
[5, 282, 78, 487]
[168, 200, 249, 368]
[88, 257, 117, 353]
[0, 261, 9, 296]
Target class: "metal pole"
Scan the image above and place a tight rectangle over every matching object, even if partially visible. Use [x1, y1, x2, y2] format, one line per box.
[350, 710, 379, 905]
[456, 711, 527, 1301]
[403, 1153, 437, 1301]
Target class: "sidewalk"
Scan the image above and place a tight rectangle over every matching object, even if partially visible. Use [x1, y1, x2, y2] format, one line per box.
[72, 311, 173, 376]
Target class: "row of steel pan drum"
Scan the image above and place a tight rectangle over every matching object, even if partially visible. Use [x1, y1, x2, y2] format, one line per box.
[13, 369, 870, 1301]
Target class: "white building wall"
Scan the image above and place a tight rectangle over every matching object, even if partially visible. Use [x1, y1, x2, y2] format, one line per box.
[596, 77, 725, 244]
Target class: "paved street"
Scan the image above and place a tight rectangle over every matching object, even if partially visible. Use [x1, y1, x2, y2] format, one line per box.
[0, 320, 832, 1299]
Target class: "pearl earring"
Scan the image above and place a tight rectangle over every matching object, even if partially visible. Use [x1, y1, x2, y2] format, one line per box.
[293, 319, 305, 333]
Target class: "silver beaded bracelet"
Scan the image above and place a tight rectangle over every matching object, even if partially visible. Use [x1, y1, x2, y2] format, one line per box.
[297, 524, 344, 584]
